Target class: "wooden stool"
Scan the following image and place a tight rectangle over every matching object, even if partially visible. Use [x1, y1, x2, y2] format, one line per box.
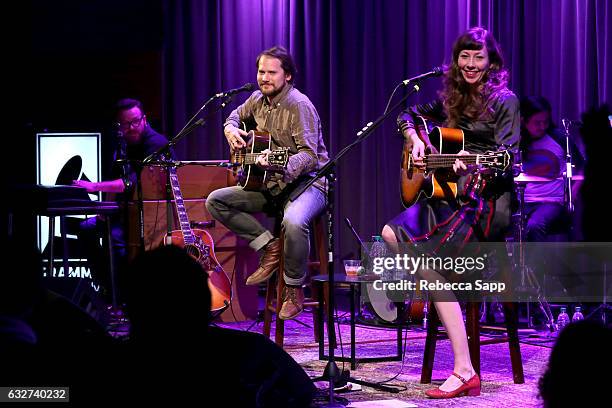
[421, 301, 525, 384]
[262, 214, 329, 347]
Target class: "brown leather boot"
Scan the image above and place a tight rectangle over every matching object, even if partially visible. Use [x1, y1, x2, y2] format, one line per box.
[279, 285, 304, 320]
[245, 238, 281, 285]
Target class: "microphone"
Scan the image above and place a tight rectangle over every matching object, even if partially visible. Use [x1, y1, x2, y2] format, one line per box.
[216, 83, 255, 98]
[402, 66, 444, 85]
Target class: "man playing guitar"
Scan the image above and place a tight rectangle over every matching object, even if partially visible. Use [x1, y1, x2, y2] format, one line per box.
[206, 46, 329, 320]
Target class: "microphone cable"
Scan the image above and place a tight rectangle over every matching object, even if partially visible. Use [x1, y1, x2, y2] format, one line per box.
[383, 82, 404, 116]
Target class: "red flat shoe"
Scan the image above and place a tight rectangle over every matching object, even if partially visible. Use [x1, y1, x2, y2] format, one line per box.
[425, 372, 480, 399]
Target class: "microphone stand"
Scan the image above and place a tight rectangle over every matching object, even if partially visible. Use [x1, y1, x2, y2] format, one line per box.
[137, 92, 239, 259]
[144, 94, 229, 165]
[344, 217, 376, 323]
[561, 119, 575, 213]
[344, 217, 371, 270]
[291, 82, 422, 405]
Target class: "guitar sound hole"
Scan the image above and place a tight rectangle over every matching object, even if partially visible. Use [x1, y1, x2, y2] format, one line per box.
[185, 245, 201, 259]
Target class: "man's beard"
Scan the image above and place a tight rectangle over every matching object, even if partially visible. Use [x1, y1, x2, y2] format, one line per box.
[259, 82, 285, 98]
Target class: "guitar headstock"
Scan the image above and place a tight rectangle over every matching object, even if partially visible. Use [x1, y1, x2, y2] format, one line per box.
[481, 149, 513, 171]
[267, 147, 290, 168]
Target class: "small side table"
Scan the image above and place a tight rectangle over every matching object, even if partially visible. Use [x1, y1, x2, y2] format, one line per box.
[312, 274, 405, 370]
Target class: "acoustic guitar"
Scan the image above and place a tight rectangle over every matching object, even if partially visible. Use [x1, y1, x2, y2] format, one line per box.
[400, 117, 512, 208]
[230, 130, 289, 191]
[164, 165, 232, 312]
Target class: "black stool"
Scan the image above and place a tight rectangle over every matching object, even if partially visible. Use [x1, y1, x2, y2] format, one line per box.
[39, 204, 120, 308]
[421, 301, 524, 384]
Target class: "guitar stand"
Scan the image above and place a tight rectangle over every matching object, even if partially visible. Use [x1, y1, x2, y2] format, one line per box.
[245, 310, 266, 332]
[244, 310, 311, 332]
[209, 302, 230, 322]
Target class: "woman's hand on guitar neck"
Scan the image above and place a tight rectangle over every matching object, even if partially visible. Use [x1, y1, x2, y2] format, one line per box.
[224, 124, 248, 151]
[453, 150, 471, 176]
[408, 132, 427, 168]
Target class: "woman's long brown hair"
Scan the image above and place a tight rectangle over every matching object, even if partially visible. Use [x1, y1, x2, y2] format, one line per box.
[441, 27, 509, 128]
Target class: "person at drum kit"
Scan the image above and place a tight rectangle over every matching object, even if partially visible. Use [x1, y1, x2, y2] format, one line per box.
[518, 95, 583, 242]
[515, 96, 588, 325]
[382, 27, 520, 398]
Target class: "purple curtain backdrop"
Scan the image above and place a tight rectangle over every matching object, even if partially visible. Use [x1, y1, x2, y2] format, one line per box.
[162, 0, 611, 260]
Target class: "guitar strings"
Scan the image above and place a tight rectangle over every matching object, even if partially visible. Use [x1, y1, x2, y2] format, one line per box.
[423, 154, 503, 169]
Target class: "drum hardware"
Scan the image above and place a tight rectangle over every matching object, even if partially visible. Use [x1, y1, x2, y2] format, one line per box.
[561, 118, 584, 213]
[586, 263, 611, 326]
[513, 174, 556, 331]
[512, 121, 582, 330]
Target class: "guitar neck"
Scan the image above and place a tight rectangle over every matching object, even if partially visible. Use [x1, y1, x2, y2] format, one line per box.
[425, 154, 481, 169]
[232, 152, 262, 165]
[168, 167, 195, 245]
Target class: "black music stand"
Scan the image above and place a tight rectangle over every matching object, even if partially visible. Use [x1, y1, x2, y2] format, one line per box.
[290, 82, 423, 405]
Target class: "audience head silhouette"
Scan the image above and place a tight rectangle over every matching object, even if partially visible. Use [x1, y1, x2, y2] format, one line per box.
[123, 245, 211, 343]
[539, 320, 611, 407]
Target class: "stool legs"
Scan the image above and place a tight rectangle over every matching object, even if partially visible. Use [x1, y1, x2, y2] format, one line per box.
[48, 216, 55, 275]
[106, 220, 117, 309]
[503, 302, 525, 384]
[274, 250, 286, 346]
[421, 301, 440, 383]
[60, 216, 69, 275]
[261, 230, 287, 347]
[311, 216, 328, 344]
[466, 302, 481, 376]
[262, 216, 332, 348]
[421, 301, 524, 384]
[263, 274, 275, 339]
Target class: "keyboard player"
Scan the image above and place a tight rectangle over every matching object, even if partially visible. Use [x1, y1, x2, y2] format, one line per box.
[71, 98, 172, 307]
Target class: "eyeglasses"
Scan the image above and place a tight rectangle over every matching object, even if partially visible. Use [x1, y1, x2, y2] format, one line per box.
[116, 115, 145, 130]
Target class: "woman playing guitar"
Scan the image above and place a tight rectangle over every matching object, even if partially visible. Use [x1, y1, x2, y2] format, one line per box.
[381, 27, 520, 399]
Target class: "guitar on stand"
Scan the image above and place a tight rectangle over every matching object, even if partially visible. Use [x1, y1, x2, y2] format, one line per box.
[164, 164, 232, 313]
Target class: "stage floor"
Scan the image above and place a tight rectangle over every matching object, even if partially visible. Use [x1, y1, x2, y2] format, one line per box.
[216, 311, 552, 407]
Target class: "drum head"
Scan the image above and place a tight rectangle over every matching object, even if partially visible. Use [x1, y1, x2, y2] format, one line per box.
[365, 283, 397, 322]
